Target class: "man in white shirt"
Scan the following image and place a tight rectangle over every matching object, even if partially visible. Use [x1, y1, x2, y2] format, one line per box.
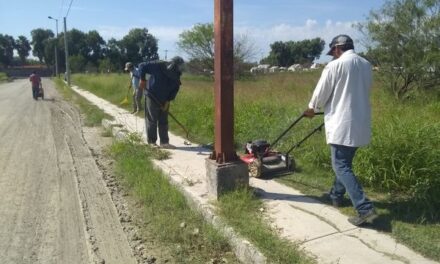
[304, 34, 377, 226]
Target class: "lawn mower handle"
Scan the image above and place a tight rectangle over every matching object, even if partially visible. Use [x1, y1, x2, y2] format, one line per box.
[270, 112, 323, 148]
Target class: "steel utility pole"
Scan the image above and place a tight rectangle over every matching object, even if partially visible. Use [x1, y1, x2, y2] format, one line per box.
[48, 16, 59, 77]
[63, 17, 70, 86]
[211, 0, 236, 163]
[206, 0, 247, 199]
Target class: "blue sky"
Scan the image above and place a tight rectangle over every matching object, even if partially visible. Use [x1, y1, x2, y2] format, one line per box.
[0, 0, 386, 62]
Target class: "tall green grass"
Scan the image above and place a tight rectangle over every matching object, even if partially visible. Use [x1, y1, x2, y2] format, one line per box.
[72, 72, 440, 260]
[73, 72, 440, 210]
[0, 72, 8, 82]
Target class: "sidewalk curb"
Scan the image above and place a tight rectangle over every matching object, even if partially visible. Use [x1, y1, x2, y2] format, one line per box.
[102, 119, 268, 264]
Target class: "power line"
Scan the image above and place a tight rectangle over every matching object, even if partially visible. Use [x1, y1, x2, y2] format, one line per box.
[66, 0, 74, 17]
[58, 0, 65, 19]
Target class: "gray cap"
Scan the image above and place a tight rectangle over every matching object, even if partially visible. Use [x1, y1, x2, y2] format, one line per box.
[124, 62, 133, 71]
[326, 34, 354, 55]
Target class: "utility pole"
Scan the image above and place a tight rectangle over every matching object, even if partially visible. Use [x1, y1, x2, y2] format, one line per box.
[211, 0, 236, 163]
[63, 17, 70, 86]
[164, 49, 168, 60]
[206, 0, 248, 199]
[48, 16, 59, 77]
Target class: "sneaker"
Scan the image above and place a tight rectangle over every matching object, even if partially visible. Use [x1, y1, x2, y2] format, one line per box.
[160, 143, 176, 149]
[320, 192, 343, 208]
[348, 209, 378, 226]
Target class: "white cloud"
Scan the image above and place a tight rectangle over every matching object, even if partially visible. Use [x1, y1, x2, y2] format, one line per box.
[237, 19, 362, 62]
[97, 19, 362, 62]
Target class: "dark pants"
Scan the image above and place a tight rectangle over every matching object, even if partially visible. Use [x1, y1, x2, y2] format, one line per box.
[132, 88, 143, 112]
[32, 85, 39, 99]
[145, 96, 169, 144]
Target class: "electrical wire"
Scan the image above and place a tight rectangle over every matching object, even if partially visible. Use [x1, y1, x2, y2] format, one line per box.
[66, 0, 74, 17]
[58, 0, 65, 19]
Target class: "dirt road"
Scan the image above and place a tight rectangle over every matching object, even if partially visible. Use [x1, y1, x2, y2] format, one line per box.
[0, 79, 137, 264]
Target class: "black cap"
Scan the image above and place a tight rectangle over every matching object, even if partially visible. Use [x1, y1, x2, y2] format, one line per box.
[170, 56, 184, 66]
[326, 34, 354, 55]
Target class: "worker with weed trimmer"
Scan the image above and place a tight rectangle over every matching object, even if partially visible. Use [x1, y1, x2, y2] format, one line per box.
[124, 62, 142, 114]
[138, 56, 185, 149]
[304, 34, 377, 227]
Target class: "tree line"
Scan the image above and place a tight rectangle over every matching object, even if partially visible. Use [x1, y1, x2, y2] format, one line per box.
[1, 0, 439, 98]
[0, 28, 158, 73]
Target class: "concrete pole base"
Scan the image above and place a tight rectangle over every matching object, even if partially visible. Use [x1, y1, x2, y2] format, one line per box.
[205, 158, 249, 199]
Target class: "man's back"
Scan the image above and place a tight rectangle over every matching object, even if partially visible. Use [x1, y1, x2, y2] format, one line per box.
[323, 50, 372, 147]
[29, 74, 41, 87]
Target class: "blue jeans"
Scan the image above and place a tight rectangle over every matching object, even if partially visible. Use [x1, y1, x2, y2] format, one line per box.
[330, 144, 373, 215]
[145, 96, 169, 144]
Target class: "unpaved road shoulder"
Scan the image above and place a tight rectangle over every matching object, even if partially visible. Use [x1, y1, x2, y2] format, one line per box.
[0, 79, 137, 264]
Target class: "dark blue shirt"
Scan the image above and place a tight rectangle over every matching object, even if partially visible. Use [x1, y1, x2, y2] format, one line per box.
[138, 61, 181, 103]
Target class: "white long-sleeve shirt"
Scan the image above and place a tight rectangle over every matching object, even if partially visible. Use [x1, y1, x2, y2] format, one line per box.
[308, 50, 372, 147]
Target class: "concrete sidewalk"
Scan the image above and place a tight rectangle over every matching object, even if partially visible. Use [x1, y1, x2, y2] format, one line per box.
[72, 85, 437, 264]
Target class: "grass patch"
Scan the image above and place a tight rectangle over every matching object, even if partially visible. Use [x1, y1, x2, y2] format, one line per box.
[109, 136, 239, 263]
[71, 72, 440, 261]
[217, 189, 315, 264]
[0, 72, 8, 82]
[54, 78, 112, 126]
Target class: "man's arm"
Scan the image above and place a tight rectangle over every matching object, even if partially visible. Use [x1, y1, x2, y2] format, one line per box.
[304, 66, 334, 118]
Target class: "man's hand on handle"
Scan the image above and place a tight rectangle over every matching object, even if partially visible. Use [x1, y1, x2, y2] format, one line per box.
[161, 101, 170, 112]
[304, 108, 316, 118]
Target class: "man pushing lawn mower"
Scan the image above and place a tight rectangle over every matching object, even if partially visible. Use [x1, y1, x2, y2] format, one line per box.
[304, 34, 377, 227]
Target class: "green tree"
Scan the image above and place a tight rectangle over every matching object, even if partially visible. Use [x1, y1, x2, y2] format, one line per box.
[0, 34, 15, 67]
[358, 0, 440, 98]
[69, 54, 86, 73]
[178, 23, 214, 71]
[177, 23, 258, 73]
[66, 28, 87, 59]
[120, 28, 158, 65]
[44, 38, 57, 67]
[261, 38, 325, 67]
[15, 35, 31, 64]
[103, 38, 124, 71]
[85, 30, 105, 66]
[31, 28, 54, 63]
[98, 58, 115, 73]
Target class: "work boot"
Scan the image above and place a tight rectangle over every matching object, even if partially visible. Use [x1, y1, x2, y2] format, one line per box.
[320, 192, 344, 208]
[160, 143, 176, 149]
[348, 209, 378, 226]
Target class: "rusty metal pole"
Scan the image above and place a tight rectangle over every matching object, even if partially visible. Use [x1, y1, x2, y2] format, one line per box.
[211, 0, 237, 164]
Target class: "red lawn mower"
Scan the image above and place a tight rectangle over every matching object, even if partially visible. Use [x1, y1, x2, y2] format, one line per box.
[240, 112, 324, 178]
